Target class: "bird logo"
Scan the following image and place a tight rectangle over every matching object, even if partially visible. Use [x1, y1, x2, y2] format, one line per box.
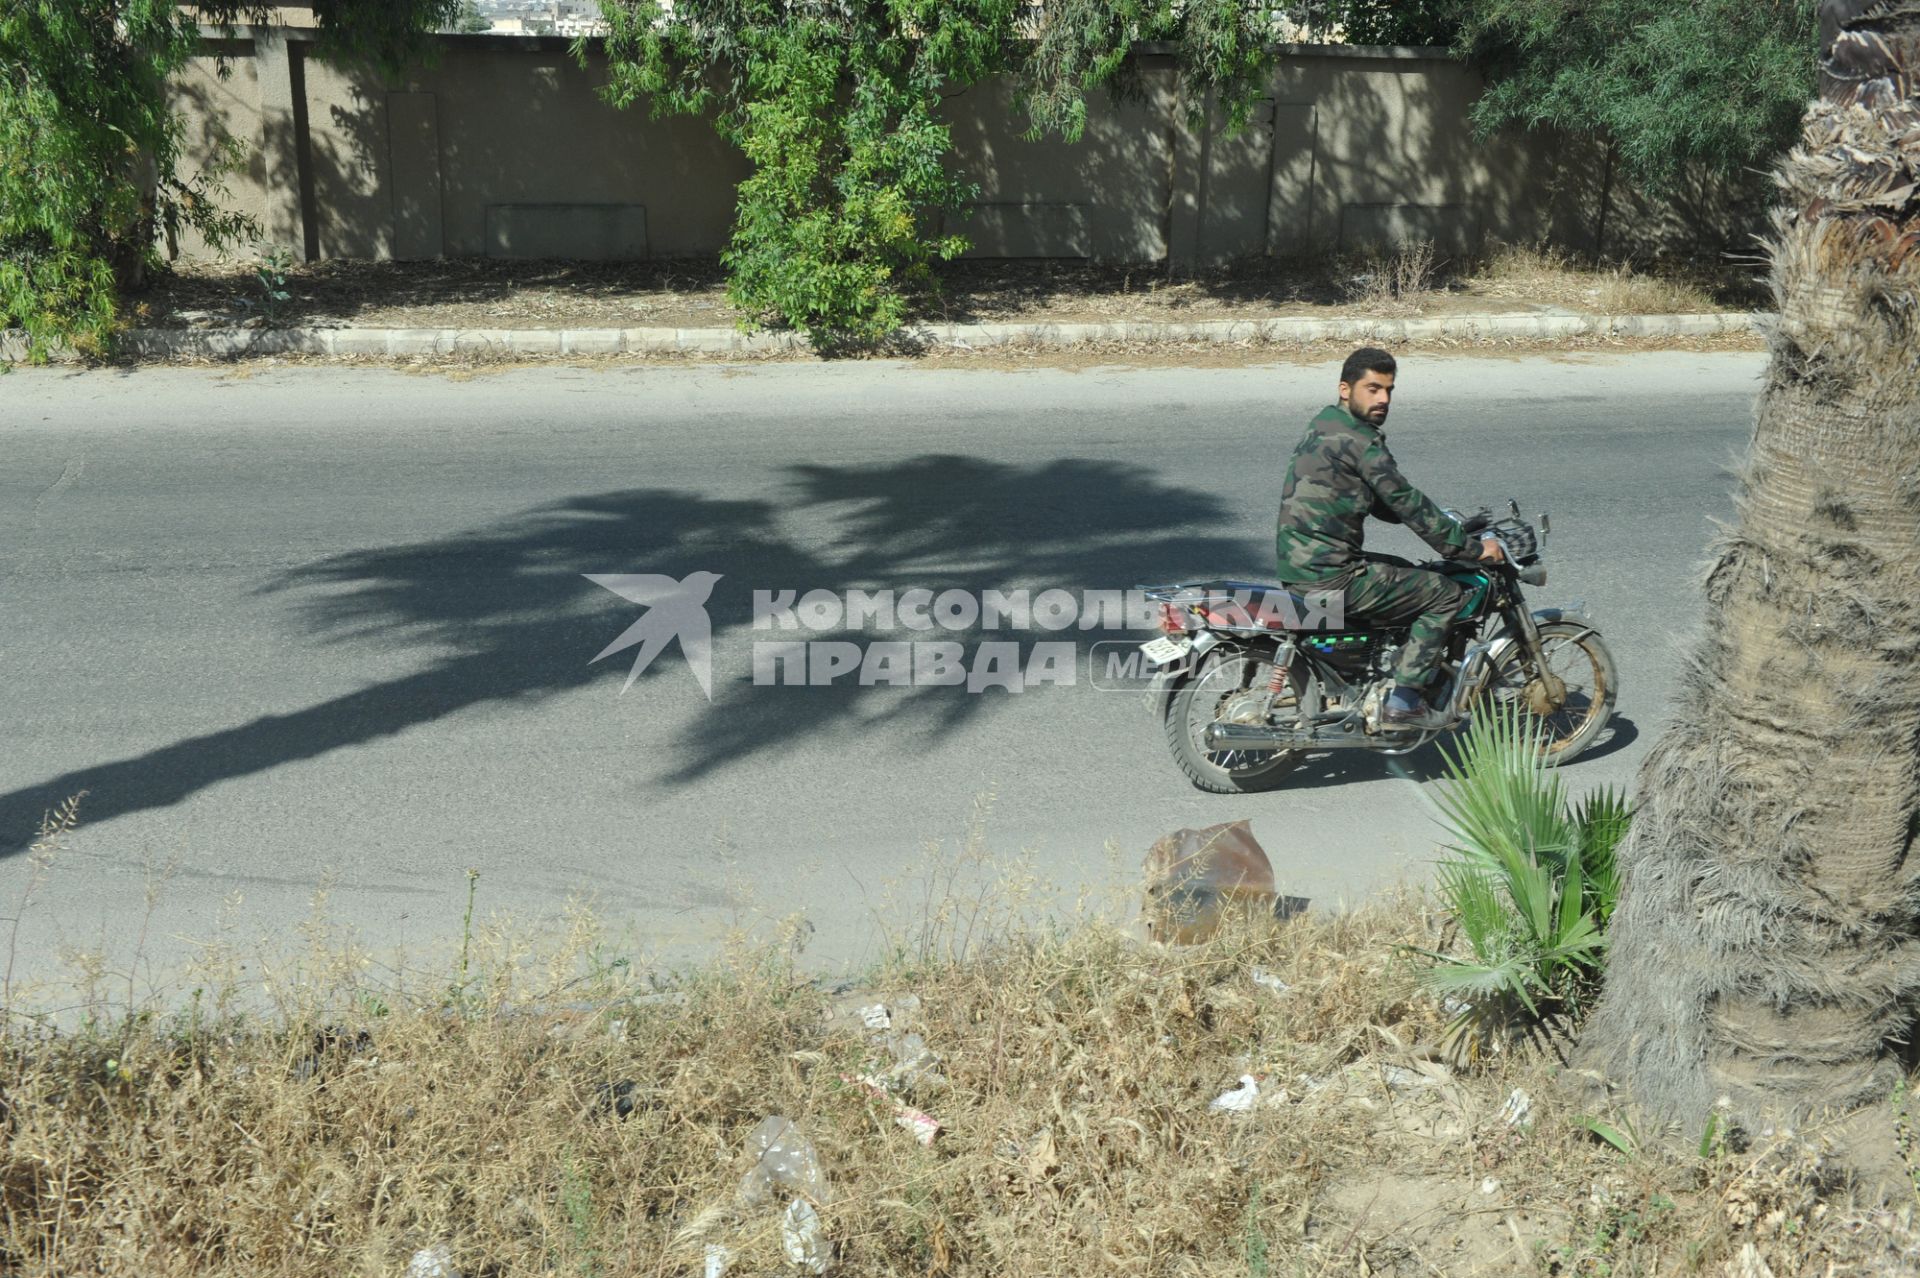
[585, 571, 723, 699]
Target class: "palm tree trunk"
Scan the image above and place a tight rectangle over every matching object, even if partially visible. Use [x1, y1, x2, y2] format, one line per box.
[1576, 1, 1920, 1134]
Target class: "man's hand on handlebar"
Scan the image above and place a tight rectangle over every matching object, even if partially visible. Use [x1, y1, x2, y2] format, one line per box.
[1478, 537, 1507, 565]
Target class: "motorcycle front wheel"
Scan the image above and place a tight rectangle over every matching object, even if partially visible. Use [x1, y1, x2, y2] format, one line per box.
[1159, 651, 1301, 793]
[1468, 620, 1618, 764]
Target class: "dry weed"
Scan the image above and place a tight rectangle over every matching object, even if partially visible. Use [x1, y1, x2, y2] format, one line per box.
[1473, 244, 1726, 315]
[1344, 240, 1443, 316]
[3, 859, 1916, 1278]
[131, 249, 1755, 346]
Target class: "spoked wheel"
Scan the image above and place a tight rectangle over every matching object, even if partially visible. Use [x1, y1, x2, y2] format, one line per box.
[1161, 651, 1301, 793]
[1470, 621, 1618, 764]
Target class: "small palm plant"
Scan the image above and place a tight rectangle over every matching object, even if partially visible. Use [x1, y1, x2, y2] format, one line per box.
[1415, 705, 1631, 1054]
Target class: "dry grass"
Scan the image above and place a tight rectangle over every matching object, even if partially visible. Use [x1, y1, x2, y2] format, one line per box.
[128, 243, 1763, 339]
[1472, 245, 1727, 316]
[3, 847, 1916, 1278]
[1342, 240, 1443, 316]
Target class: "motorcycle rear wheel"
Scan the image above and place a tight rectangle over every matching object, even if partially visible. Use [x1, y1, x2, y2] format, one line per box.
[1160, 652, 1301, 793]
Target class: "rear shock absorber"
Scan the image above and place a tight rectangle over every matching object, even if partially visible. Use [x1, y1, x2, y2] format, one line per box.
[1265, 640, 1297, 704]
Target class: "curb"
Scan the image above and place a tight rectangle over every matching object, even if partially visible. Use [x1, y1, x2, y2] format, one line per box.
[1, 310, 1768, 364]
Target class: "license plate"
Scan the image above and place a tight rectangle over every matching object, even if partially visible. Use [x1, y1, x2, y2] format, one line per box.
[1140, 636, 1191, 666]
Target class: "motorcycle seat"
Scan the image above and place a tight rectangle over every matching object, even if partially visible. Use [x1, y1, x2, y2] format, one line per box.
[1179, 580, 1338, 632]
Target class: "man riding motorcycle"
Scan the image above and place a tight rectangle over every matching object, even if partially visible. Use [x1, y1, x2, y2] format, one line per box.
[1274, 347, 1505, 730]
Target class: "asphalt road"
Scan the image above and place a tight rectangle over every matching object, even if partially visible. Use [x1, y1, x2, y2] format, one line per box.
[0, 351, 1763, 992]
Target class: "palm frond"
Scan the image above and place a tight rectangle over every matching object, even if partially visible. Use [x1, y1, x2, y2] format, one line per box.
[1572, 786, 1631, 924]
[1422, 703, 1631, 1051]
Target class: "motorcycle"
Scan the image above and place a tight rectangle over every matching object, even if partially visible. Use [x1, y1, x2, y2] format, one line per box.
[1138, 501, 1617, 793]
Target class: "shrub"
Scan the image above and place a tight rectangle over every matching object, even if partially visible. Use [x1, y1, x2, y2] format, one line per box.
[0, 2, 456, 361]
[592, 0, 1286, 346]
[0, 3, 256, 360]
[1415, 705, 1630, 1051]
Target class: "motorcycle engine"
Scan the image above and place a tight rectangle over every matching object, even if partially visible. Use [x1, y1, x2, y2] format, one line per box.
[1360, 681, 1388, 733]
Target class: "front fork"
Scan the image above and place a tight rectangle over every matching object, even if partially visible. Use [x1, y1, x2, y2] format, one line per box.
[1497, 599, 1569, 714]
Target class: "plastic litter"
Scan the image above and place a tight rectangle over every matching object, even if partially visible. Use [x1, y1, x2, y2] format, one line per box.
[894, 1107, 941, 1146]
[1499, 1087, 1533, 1127]
[1479, 1176, 1500, 1196]
[1380, 1064, 1428, 1093]
[880, 1031, 946, 1092]
[703, 1243, 732, 1278]
[782, 1198, 831, 1274]
[1208, 1074, 1261, 1114]
[1143, 820, 1308, 943]
[1250, 966, 1292, 995]
[403, 1245, 460, 1278]
[841, 1073, 941, 1146]
[858, 1004, 891, 1030]
[737, 1117, 826, 1208]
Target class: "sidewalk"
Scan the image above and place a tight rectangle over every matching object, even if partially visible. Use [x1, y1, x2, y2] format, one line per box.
[2, 309, 1765, 363]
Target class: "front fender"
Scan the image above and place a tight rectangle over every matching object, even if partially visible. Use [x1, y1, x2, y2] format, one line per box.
[1529, 607, 1596, 629]
[1486, 608, 1600, 668]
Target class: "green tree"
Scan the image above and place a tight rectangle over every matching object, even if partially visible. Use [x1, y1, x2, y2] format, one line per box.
[0, 1, 457, 361]
[1455, 0, 1819, 197]
[595, 0, 1018, 348]
[1016, 0, 1282, 141]
[1289, 0, 1463, 47]
[592, 0, 1284, 343]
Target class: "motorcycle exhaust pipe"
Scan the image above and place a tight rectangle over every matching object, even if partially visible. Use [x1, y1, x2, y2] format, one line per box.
[1203, 721, 1377, 752]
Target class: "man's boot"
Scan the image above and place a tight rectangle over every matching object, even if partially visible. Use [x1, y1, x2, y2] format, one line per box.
[1381, 685, 1452, 731]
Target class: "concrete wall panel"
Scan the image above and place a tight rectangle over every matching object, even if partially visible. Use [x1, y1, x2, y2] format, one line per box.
[172, 46, 270, 260]
[954, 203, 1091, 258]
[484, 203, 650, 258]
[300, 52, 394, 259]
[941, 70, 1175, 263]
[387, 92, 445, 259]
[165, 33, 1751, 271]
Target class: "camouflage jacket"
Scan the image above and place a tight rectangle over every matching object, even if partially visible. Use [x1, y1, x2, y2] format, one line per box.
[1274, 404, 1473, 582]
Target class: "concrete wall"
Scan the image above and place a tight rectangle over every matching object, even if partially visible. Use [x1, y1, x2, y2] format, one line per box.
[169, 30, 1739, 269]
[940, 70, 1178, 262]
[170, 40, 271, 259]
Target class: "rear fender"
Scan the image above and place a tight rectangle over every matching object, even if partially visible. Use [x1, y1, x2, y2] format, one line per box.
[1143, 633, 1241, 715]
[1146, 668, 1183, 717]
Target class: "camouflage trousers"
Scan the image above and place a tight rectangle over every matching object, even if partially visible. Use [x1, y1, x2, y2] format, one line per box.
[1311, 561, 1464, 689]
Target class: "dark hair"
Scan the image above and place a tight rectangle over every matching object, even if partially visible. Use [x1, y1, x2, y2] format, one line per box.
[1340, 347, 1396, 387]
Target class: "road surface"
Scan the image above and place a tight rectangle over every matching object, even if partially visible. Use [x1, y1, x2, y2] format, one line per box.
[0, 351, 1762, 993]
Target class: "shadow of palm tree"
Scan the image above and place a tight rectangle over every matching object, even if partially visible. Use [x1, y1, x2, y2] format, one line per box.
[0, 456, 1247, 851]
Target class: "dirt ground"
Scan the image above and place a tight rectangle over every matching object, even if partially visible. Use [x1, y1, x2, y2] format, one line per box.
[131, 250, 1767, 334]
[3, 888, 1914, 1278]
[179, 329, 1765, 382]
